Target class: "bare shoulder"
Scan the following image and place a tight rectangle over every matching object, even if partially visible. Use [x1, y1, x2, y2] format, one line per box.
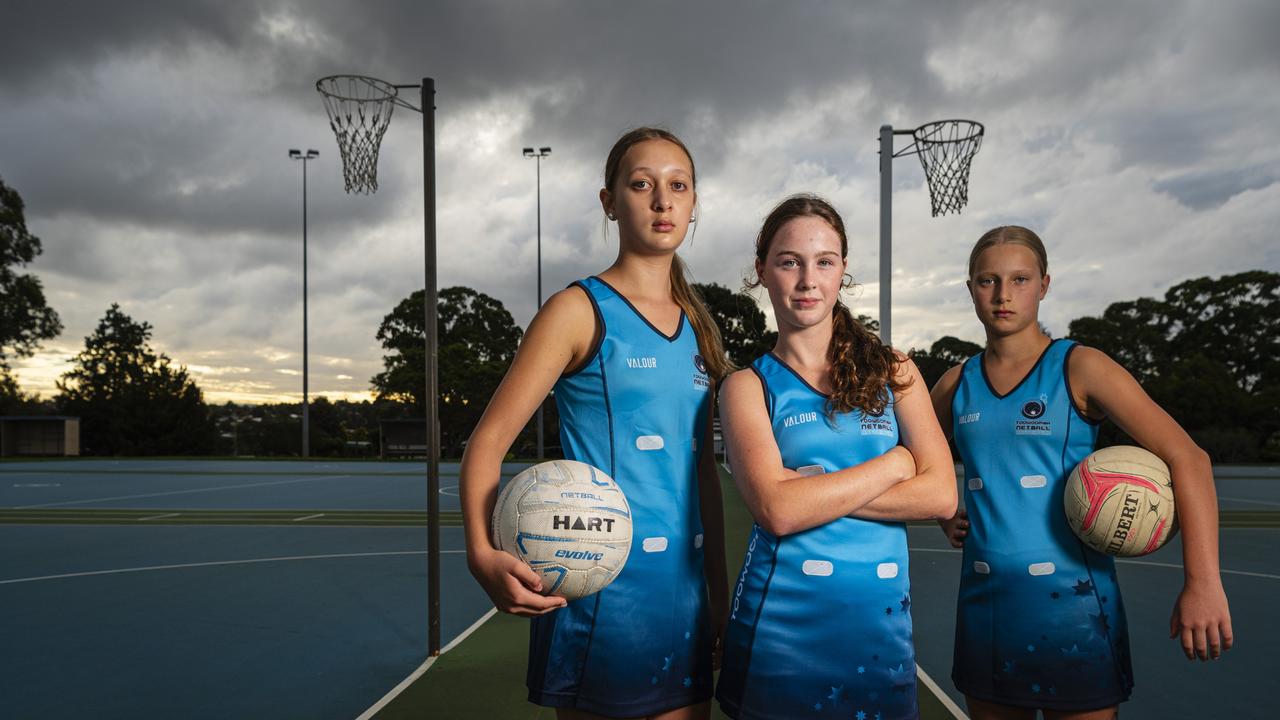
[1067, 344, 1119, 372]
[539, 284, 595, 324]
[931, 363, 965, 396]
[720, 367, 764, 405]
[1067, 343, 1138, 395]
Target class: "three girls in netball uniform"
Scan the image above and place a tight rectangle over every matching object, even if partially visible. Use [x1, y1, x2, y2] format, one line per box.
[932, 226, 1234, 719]
[714, 195, 957, 720]
[461, 128, 730, 719]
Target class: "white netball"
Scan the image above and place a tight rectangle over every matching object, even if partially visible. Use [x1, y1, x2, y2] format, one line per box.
[492, 459, 633, 601]
[1064, 445, 1178, 557]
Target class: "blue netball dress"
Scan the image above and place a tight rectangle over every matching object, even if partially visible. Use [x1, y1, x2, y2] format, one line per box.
[951, 339, 1133, 710]
[717, 353, 918, 720]
[527, 276, 714, 716]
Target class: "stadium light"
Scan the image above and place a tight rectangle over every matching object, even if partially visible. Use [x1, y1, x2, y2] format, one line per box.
[523, 146, 551, 459]
[288, 147, 320, 457]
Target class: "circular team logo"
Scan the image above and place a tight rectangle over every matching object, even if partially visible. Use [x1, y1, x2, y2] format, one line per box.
[1021, 399, 1046, 419]
[693, 353, 708, 375]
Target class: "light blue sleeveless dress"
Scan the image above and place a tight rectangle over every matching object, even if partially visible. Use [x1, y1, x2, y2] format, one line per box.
[527, 276, 714, 717]
[951, 339, 1132, 710]
[717, 353, 918, 720]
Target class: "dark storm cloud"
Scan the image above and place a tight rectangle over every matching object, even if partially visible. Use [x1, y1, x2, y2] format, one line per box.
[3, 0, 1277, 399]
[1153, 164, 1279, 211]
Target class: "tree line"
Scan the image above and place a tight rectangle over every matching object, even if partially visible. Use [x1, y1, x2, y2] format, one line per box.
[3, 177, 1277, 461]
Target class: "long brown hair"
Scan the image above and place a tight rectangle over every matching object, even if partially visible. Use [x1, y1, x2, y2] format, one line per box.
[747, 194, 906, 417]
[603, 127, 733, 381]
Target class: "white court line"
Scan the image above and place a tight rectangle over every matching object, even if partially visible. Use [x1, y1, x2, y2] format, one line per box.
[17, 474, 353, 509]
[439, 484, 459, 497]
[916, 663, 968, 719]
[355, 607, 499, 720]
[720, 462, 732, 474]
[908, 546, 1280, 581]
[0, 549, 464, 585]
[139, 513, 179, 521]
[1219, 495, 1280, 508]
[292, 513, 325, 522]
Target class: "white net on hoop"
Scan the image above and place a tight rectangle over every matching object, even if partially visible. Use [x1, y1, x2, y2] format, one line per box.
[316, 75, 398, 194]
[913, 120, 984, 216]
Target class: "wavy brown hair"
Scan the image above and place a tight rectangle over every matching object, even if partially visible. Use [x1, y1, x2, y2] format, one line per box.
[747, 194, 907, 417]
[603, 127, 733, 381]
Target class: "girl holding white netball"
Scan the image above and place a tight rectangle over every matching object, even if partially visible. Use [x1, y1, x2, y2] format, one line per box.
[932, 225, 1234, 719]
[715, 195, 956, 720]
[461, 127, 729, 719]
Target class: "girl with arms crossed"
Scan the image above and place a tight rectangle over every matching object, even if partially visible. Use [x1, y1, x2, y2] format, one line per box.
[933, 226, 1234, 719]
[715, 195, 956, 720]
[461, 128, 730, 719]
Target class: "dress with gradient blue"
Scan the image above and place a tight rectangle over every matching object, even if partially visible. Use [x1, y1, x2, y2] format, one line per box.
[527, 276, 714, 717]
[717, 353, 918, 720]
[951, 339, 1132, 710]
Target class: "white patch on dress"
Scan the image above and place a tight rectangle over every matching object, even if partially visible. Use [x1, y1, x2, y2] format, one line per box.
[973, 561, 991, 575]
[797, 465, 824, 477]
[876, 562, 900, 579]
[1028, 562, 1056, 576]
[693, 533, 704, 549]
[642, 537, 669, 553]
[802, 560, 834, 577]
[1020, 475, 1048, 488]
[635, 435, 664, 451]
[968, 477, 984, 491]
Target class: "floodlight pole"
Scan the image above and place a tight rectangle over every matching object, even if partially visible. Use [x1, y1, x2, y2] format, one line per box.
[523, 146, 551, 459]
[289, 148, 319, 457]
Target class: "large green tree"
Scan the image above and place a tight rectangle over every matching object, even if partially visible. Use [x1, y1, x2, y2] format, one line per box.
[372, 286, 525, 457]
[1068, 270, 1280, 461]
[57, 304, 216, 455]
[908, 336, 983, 390]
[1, 177, 63, 404]
[693, 283, 776, 368]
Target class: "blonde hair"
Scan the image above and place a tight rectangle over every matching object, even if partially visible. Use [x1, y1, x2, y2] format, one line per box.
[603, 127, 733, 381]
[968, 225, 1049, 278]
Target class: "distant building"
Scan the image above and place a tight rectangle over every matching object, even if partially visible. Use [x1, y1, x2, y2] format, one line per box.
[0, 416, 81, 457]
[379, 418, 427, 458]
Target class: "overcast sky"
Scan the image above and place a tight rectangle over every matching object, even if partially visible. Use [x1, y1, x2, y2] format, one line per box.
[2, 0, 1277, 404]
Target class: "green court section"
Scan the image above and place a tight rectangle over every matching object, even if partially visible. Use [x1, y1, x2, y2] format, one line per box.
[0, 508, 464, 526]
[373, 471, 962, 719]
[5, 507, 1275, 528]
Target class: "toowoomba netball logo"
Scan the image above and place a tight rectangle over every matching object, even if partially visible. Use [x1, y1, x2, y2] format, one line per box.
[1021, 399, 1045, 418]
[692, 353, 710, 390]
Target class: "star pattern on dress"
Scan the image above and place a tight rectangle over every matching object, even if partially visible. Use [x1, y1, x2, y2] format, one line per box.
[1073, 578, 1094, 596]
[900, 594, 911, 612]
[857, 666, 866, 674]
[1093, 610, 1111, 635]
[661, 654, 673, 671]
[884, 606, 893, 615]
[856, 711, 867, 720]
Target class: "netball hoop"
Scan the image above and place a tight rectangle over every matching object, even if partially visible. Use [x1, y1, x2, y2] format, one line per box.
[315, 75, 423, 194]
[878, 119, 984, 346]
[317, 74, 444, 657]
